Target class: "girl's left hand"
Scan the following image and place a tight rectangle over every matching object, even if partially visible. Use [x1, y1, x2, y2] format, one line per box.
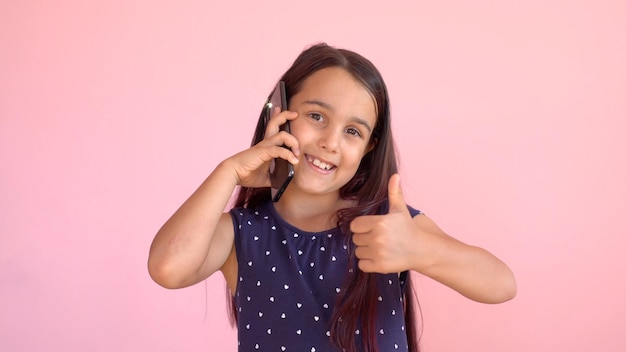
[351, 174, 517, 303]
[350, 174, 419, 274]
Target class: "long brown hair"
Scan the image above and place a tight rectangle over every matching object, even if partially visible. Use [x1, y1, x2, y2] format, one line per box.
[229, 43, 420, 352]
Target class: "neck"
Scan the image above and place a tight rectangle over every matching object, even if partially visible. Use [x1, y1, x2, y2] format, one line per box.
[273, 189, 352, 232]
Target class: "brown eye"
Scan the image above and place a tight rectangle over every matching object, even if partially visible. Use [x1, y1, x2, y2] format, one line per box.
[308, 113, 324, 122]
[346, 127, 362, 137]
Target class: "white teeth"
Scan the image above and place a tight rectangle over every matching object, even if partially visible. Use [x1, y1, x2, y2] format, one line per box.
[308, 156, 333, 170]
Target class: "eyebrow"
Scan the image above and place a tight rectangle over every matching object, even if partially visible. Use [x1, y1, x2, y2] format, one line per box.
[302, 99, 373, 133]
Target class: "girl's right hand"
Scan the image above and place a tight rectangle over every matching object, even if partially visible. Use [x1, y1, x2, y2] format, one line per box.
[226, 110, 300, 188]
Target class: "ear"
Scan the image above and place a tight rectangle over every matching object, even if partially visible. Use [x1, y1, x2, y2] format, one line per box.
[365, 137, 378, 154]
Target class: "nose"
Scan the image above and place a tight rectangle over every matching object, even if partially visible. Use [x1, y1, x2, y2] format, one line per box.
[318, 127, 341, 152]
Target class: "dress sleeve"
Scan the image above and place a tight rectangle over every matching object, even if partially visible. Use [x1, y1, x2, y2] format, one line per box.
[407, 205, 423, 218]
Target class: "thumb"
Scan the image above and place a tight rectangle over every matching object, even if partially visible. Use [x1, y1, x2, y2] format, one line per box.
[387, 173, 408, 214]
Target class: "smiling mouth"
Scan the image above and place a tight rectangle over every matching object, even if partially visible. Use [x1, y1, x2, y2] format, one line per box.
[306, 155, 335, 171]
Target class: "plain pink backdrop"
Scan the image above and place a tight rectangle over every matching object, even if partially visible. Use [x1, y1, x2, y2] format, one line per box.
[1, 1, 625, 351]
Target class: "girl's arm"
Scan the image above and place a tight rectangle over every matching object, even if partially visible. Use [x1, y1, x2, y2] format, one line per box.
[407, 214, 517, 304]
[148, 111, 300, 289]
[351, 174, 517, 303]
[148, 161, 240, 289]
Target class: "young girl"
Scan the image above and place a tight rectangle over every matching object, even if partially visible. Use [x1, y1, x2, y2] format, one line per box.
[148, 43, 516, 352]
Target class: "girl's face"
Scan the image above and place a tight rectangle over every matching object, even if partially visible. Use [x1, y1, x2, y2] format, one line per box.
[288, 67, 377, 198]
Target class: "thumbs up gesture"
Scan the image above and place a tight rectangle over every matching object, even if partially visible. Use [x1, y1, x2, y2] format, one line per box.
[350, 174, 418, 274]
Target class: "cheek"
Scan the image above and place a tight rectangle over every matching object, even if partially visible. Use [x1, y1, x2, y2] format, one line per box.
[346, 146, 369, 167]
[288, 119, 309, 142]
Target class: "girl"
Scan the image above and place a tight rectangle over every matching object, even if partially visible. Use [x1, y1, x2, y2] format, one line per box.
[148, 43, 516, 352]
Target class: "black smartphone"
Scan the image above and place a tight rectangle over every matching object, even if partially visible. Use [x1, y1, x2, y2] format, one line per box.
[265, 81, 294, 202]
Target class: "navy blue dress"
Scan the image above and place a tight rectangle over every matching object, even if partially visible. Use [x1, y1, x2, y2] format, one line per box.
[230, 201, 421, 351]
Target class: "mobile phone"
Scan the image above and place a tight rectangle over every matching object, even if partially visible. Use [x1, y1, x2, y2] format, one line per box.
[265, 81, 294, 202]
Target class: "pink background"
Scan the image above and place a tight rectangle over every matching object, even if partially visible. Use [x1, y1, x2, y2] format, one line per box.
[1, 1, 625, 351]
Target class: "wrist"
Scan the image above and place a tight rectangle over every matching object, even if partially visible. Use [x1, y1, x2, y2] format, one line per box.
[216, 158, 242, 186]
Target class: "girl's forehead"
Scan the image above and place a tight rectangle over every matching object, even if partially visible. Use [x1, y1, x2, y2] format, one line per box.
[293, 67, 377, 123]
